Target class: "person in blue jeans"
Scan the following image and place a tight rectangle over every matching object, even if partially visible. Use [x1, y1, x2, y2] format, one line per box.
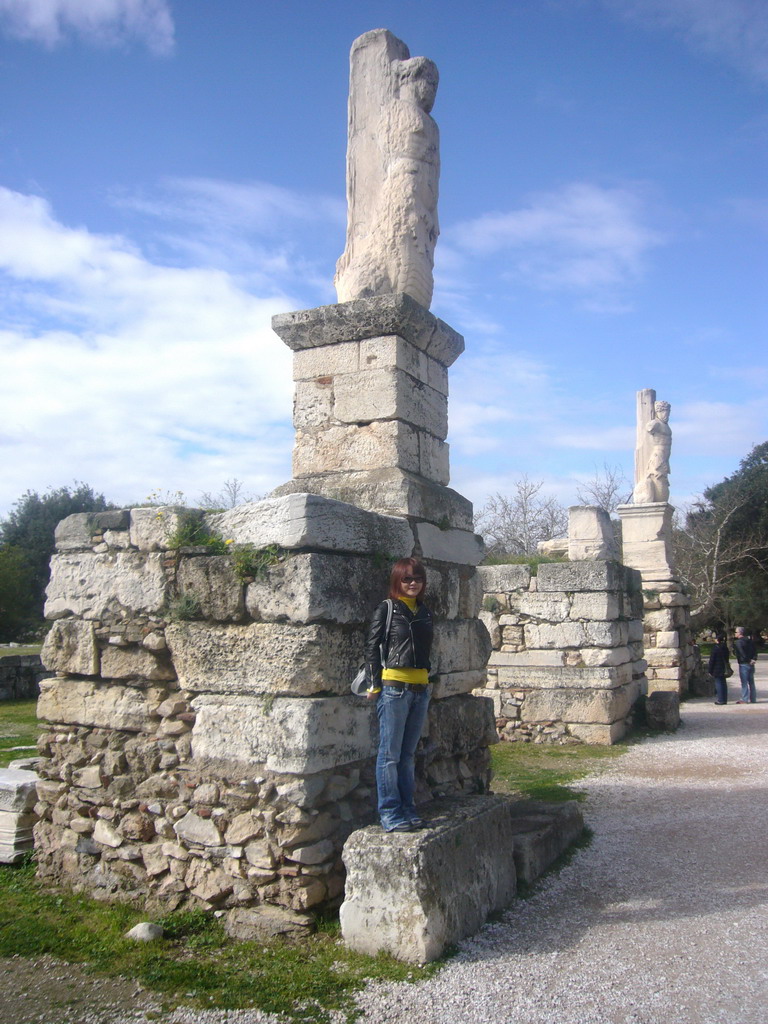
[734, 626, 758, 703]
[708, 634, 731, 705]
[365, 557, 433, 833]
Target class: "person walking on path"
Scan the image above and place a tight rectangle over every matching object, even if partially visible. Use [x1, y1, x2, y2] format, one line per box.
[734, 625, 757, 703]
[708, 633, 731, 704]
[365, 557, 433, 833]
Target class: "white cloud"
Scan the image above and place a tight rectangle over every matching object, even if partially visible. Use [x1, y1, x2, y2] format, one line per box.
[449, 182, 665, 304]
[603, 0, 768, 82]
[0, 187, 295, 516]
[0, 0, 173, 54]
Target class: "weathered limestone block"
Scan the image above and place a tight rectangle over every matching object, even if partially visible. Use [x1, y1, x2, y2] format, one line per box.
[340, 795, 518, 963]
[294, 420, 420, 477]
[415, 523, 484, 566]
[272, 294, 464, 369]
[569, 721, 628, 744]
[569, 592, 621, 621]
[431, 619, 492, 677]
[173, 811, 222, 847]
[129, 506, 192, 552]
[617, 502, 674, 577]
[490, 650, 565, 668]
[166, 621, 364, 697]
[417, 432, 450, 485]
[190, 695, 377, 773]
[245, 552, 387, 625]
[477, 563, 532, 592]
[224, 905, 314, 941]
[37, 678, 165, 732]
[643, 609, 677, 632]
[359, 335, 448, 394]
[522, 680, 639, 725]
[656, 630, 680, 649]
[645, 691, 680, 731]
[493, 664, 632, 691]
[504, 799, 584, 884]
[41, 619, 99, 675]
[426, 695, 497, 755]
[507, 591, 571, 621]
[0, 769, 38, 812]
[101, 645, 176, 681]
[293, 339, 360, 379]
[54, 514, 94, 551]
[431, 670, 486, 700]
[537, 560, 636, 594]
[525, 620, 629, 650]
[333, 368, 448, 439]
[176, 556, 245, 622]
[208, 493, 412, 557]
[578, 646, 632, 668]
[568, 506, 616, 561]
[45, 551, 168, 620]
[272, 468, 473, 530]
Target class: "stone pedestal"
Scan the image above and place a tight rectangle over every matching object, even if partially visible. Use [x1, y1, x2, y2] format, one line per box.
[616, 502, 674, 578]
[618, 502, 695, 695]
[271, 294, 473, 529]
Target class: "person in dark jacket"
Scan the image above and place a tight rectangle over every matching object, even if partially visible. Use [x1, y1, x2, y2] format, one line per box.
[708, 634, 731, 705]
[733, 626, 758, 704]
[365, 557, 433, 832]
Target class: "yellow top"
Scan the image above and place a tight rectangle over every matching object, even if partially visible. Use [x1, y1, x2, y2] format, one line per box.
[380, 596, 429, 687]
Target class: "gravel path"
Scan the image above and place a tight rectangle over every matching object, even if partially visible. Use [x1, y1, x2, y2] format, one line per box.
[352, 663, 768, 1024]
[5, 667, 767, 1024]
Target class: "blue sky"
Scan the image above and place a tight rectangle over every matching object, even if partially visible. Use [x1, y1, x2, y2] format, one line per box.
[0, 0, 766, 521]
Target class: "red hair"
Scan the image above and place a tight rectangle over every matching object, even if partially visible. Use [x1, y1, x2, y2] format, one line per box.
[388, 557, 427, 601]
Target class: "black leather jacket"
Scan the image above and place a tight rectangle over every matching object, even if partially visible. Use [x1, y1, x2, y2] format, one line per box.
[364, 598, 433, 688]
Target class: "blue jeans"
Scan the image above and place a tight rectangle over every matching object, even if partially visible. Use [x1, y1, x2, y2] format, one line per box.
[375, 685, 430, 829]
[713, 674, 728, 703]
[739, 663, 756, 703]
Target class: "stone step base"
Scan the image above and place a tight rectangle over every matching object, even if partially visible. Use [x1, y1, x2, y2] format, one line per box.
[340, 793, 584, 962]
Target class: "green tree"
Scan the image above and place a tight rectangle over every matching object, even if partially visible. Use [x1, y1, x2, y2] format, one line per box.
[0, 546, 38, 642]
[0, 483, 114, 631]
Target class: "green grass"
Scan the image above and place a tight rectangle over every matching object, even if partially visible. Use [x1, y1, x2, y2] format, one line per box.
[0, 698, 39, 767]
[489, 739, 623, 802]
[0, 858, 437, 1023]
[0, 644, 42, 659]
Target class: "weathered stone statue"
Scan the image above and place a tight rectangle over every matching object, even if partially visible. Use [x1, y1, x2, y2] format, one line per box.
[334, 29, 440, 310]
[633, 390, 672, 504]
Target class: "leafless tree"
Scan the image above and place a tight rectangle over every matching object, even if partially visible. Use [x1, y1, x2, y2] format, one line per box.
[575, 462, 632, 514]
[674, 492, 768, 630]
[475, 476, 568, 557]
[198, 478, 261, 510]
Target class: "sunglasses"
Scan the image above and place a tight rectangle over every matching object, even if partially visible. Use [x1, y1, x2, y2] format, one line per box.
[402, 576, 425, 584]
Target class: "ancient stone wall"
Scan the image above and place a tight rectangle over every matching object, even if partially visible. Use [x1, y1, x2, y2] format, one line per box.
[0, 653, 50, 701]
[476, 561, 646, 745]
[34, 498, 493, 920]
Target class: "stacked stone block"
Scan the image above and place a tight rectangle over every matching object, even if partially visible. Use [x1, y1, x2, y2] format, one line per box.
[618, 502, 697, 695]
[476, 561, 647, 745]
[271, 293, 473, 530]
[34, 494, 493, 919]
[0, 768, 38, 862]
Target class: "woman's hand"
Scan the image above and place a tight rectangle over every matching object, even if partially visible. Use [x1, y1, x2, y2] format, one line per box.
[366, 689, 378, 701]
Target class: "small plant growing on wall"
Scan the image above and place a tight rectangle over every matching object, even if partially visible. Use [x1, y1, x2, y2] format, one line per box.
[167, 592, 203, 621]
[165, 511, 229, 554]
[231, 544, 286, 583]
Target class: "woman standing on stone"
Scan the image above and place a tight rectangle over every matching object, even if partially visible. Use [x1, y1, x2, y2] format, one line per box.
[709, 633, 731, 705]
[365, 557, 433, 832]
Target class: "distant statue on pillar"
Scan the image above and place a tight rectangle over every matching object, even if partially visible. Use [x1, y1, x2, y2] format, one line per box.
[334, 29, 440, 310]
[633, 390, 672, 504]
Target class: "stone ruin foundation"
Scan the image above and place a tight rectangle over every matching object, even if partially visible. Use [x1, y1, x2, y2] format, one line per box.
[477, 560, 647, 745]
[33, 296, 495, 925]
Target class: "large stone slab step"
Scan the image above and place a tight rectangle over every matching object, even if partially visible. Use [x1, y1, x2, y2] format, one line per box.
[340, 793, 584, 962]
